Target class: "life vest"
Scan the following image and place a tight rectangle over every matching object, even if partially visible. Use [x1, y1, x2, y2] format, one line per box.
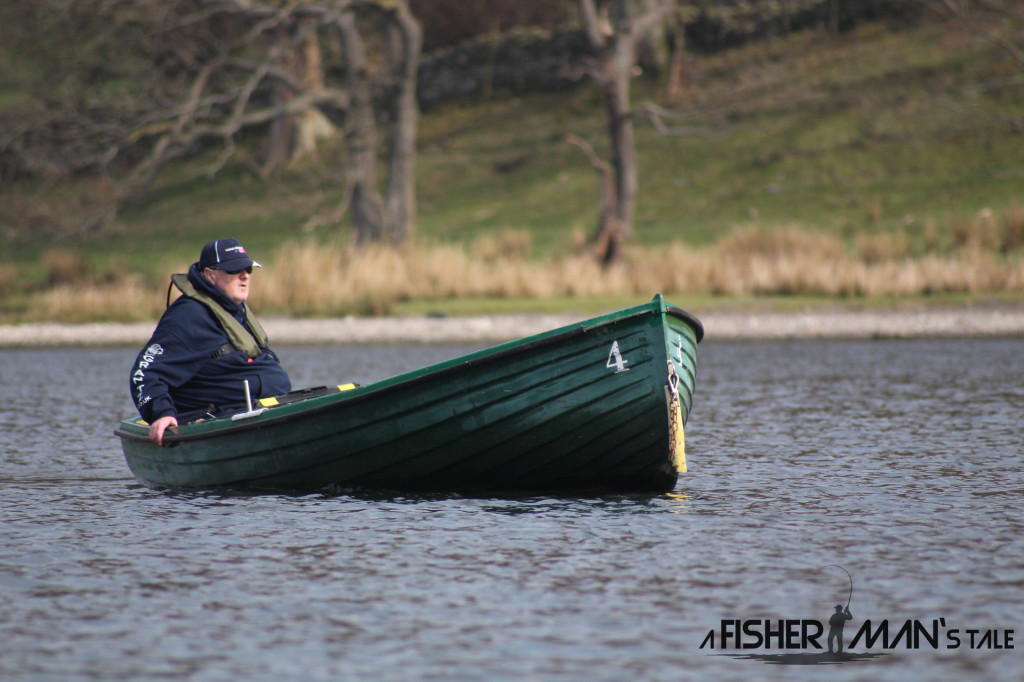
[167, 273, 269, 359]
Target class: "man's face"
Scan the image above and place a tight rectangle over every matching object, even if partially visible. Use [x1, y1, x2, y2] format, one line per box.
[205, 267, 251, 305]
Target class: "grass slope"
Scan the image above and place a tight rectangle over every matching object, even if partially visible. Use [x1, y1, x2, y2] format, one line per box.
[3, 16, 1023, 317]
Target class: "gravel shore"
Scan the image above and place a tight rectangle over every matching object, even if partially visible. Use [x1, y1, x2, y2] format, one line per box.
[2, 305, 1022, 348]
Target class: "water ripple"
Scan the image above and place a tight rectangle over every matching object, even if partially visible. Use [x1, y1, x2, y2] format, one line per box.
[1, 341, 1022, 680]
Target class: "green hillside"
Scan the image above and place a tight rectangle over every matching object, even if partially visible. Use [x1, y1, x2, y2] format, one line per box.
[416, 20, 1024, 253]
[2, 14, 1023, 319]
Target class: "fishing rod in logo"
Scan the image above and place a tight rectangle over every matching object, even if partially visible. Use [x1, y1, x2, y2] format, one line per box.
[825, 564, 853, 609]
[825, 564, 854, 654]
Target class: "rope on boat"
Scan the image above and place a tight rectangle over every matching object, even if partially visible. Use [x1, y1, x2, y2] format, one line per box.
[666, 361, 686, 473]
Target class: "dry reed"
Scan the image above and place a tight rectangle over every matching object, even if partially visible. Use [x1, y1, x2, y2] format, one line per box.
[33, 275, 165, 323]
[13, 220, 1024, 323]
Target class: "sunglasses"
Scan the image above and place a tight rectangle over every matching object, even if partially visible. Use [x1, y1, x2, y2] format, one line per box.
[216, 266, 253, 275]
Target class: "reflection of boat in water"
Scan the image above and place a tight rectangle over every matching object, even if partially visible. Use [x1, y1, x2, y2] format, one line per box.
[115, 294, 703, 494]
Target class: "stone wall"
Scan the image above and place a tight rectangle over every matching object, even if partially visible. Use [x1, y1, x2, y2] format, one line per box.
[414, 1, 916, 109]
[417, 28, 591, 109]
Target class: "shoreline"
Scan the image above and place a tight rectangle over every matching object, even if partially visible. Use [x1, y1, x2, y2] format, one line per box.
[2, 305, 1023, 347]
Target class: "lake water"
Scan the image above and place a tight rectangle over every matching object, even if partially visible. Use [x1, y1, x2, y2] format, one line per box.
[1, 338, 1022, 681]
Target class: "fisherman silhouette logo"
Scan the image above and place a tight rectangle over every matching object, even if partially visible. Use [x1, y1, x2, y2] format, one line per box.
[825, 564, 853, 654]
[828, 604, 853, 653]
[698, 565, 886, 666]
[699, 564, 1015, 666]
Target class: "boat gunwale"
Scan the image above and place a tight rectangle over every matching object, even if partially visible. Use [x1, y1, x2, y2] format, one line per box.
[665, 305, 704, 343]
[116, 299, 702, 447]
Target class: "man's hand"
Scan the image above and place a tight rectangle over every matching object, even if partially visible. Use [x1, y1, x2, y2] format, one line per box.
[149, 415, 179, 446]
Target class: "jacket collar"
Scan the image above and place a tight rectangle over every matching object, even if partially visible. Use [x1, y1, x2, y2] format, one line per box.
[187, 263, 244, 315]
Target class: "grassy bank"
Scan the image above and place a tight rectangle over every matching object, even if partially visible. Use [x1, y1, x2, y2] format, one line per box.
[2, 16, 1024, 321]
[12, 214, 1024, 323]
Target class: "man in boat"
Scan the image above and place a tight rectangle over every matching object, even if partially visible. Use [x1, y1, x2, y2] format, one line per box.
[129, 238, 291, 446]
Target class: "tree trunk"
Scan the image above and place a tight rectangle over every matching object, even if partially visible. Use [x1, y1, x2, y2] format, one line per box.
[566, 134, 622, 266]
[335, 9, 386, 244]
[263, 24, 337, 176]
[329, 1, 421, 245]
[635, 0, 669, 74]
[383, 0, 422, 245]
[292, 27, 338, 163]
[607, 30, 638, 243]
[262, 27, 299, 177]
[579, 0, 674, 264]
[666, 12, 687, 101]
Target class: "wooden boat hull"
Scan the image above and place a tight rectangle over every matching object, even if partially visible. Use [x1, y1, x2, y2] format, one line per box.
[115, 294, 702, 493]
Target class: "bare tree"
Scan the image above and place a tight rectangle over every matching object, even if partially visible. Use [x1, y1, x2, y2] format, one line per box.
[329, 0, 421, 243]
[1, 0, 422, 244]
[382, 1, 422, 245]
[575, 0, 676, 265]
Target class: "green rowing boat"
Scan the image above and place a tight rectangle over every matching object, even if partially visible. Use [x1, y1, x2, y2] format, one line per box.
[115, 294, 703, 493]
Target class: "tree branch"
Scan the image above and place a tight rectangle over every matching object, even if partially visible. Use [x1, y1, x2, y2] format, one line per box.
[639, 102, 725, 136]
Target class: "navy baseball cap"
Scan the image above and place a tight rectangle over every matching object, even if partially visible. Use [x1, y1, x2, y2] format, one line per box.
[198, 238, 262, 271]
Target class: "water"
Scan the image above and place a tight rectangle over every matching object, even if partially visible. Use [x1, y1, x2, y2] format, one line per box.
[1, 338, 1022, 681]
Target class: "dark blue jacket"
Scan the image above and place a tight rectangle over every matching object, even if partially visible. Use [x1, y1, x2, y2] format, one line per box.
[130, 264, 291, 424]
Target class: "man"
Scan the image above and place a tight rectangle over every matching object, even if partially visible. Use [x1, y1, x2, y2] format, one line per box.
[130, 238, 291, 445]
[827, 604, 853, 654]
